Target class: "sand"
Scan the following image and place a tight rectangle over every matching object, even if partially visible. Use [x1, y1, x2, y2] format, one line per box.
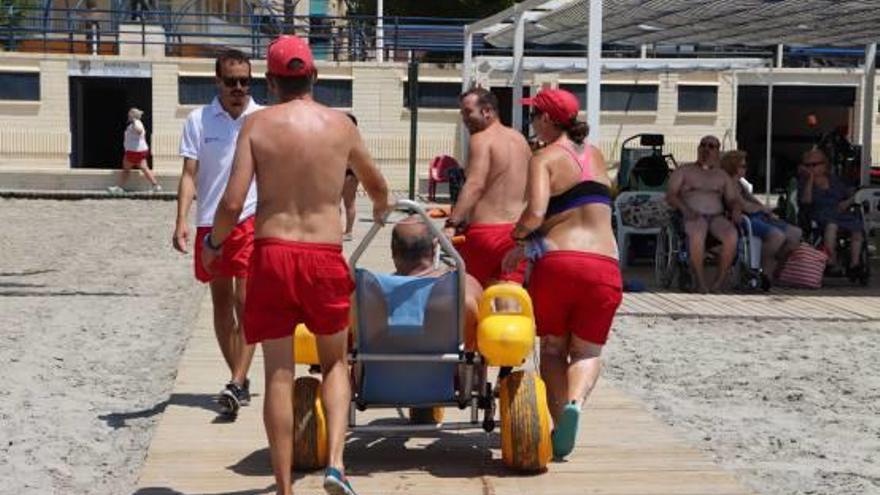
[2, 198, 879, 495]
[604, 315, 880, 495]
[0, 199, 204, 495]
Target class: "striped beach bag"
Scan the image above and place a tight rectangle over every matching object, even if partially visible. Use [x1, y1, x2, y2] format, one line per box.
[776, 244, 828, 289]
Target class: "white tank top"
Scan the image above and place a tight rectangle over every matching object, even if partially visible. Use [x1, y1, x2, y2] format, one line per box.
[124, 120, 149, 152]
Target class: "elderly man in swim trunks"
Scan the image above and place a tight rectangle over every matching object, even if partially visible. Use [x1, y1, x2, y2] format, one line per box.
[204, 35, 390, 495]
[666, 135, 742, 293]
[392, 216, 483, 351]
[443, 87, 532, 287]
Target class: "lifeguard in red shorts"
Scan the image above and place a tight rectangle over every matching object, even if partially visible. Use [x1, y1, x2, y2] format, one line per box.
[443, 87, 532, 287]
[203, 35, 390, 495]
[504, 88, 622, 460]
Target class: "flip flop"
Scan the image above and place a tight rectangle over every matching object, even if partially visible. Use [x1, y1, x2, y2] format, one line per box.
[551, 402, 580, 459]
[324, 467, 357, 495]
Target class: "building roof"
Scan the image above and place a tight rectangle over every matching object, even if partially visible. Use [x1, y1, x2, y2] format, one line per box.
[476, 0, 880, 49]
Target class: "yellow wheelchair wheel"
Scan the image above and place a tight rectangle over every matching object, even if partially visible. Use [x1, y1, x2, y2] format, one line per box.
[293, 376, 328, 471]
[499, 370, 552, 472]
[408, 407, 445, 424]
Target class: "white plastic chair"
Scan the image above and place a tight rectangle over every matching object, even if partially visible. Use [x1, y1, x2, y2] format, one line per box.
[854, 187, 880, 236]
[613, 191, 667, 268]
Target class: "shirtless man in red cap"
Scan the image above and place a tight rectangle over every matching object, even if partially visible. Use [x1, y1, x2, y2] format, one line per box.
[444, 87, 531, 288]
[204, 35, 390, 495]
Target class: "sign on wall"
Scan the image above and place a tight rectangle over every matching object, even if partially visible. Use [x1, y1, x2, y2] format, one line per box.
[68, 60, 152, 78]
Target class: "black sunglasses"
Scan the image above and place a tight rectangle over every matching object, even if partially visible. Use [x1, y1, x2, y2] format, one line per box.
[222, 77, 251, 88]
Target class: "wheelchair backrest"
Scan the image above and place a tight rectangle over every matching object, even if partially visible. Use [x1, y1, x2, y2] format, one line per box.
[630, 154, 671, 191]
[354, 269, 460, 405]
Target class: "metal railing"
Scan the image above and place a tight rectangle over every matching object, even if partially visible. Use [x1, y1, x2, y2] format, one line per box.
[2, 5, 487, 61]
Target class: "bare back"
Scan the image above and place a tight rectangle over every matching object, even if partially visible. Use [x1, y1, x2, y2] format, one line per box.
[469, 123, 531, 223]
[536, 142, 617, 258]
[245, 99, 365, 243]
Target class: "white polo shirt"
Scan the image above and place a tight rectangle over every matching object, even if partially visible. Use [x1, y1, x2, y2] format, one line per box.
[179, 97, 262, 227]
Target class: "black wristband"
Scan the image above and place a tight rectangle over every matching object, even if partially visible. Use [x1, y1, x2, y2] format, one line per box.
[444, 218, 461, 230]
[203, 232, 222, 251]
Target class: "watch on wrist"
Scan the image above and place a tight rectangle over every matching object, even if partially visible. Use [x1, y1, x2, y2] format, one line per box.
[203, 232, 222, 251]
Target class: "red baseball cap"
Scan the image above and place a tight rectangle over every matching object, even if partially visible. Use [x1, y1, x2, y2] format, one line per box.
[522, 89, 580, 124]
[267, 35, 316, 77]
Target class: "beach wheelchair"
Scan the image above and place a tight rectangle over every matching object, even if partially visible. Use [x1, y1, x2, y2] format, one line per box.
[291, 199, 552, 473]
[655, 211, 767, 292]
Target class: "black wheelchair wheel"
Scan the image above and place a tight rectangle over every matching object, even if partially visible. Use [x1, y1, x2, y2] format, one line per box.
[655, 225, 676, 288]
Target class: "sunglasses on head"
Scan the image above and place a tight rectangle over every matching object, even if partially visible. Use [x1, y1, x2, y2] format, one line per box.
[222, 77, 251, 88]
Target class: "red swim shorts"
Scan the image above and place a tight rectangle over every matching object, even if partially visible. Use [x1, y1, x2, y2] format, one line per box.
[528, 251, 622, 345]
[124, 150, 149, 165]
[244, 238, 354, 344]
[194, 216, 255, 283]
[458, 223, 525, 287]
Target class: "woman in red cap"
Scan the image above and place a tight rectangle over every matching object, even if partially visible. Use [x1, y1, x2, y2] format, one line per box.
[504, 88, 621, 459]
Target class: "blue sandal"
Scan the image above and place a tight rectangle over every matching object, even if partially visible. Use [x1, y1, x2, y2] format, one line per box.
[324, 467, 357, 495]
[551, 402, 581, 459]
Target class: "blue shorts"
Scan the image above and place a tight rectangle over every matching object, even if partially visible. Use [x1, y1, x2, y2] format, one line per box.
[748, 212, 788, 239]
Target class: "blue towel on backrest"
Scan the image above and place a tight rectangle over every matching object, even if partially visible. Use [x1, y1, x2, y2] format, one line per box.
[371, 273, 437, 335]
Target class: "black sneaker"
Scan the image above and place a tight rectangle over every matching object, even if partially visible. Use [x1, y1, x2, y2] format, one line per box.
[218, 382, 249, 416]
[241, 378, 251, 406]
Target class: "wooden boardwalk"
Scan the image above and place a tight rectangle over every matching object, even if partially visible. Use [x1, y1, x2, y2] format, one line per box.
[135, 296, 756, 495]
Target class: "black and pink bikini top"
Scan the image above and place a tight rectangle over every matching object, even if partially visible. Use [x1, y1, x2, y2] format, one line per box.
[545, 142, 612, 218]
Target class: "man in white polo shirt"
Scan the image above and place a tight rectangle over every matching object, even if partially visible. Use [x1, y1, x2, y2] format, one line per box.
[173, 49, 262, 418]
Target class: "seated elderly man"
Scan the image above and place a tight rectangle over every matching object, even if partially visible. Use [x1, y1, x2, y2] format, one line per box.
[391, 216, 483, 351]
[666, 135, 742, 293]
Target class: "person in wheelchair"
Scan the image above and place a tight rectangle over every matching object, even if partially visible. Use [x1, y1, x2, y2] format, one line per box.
[721, 150, 802, 281]
[391, 216, 483, 351]
[799, 148, 866, 277]
[666, 135, 742, 293]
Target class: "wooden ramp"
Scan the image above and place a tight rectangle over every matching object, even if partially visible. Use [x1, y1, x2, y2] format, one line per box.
[134, 295, 754, 495]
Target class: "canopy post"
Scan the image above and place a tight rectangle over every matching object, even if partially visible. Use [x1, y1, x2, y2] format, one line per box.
[862, 42, 876, 187]
[512, 10, 526, 133]
[586, 0, 602, 143]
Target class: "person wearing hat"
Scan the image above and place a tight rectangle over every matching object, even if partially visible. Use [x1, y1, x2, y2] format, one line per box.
[503, 88, 622, 460]
[204, 35, 390, 495]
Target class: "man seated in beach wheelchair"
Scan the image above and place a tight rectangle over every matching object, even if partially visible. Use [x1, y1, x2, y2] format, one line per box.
[290, 200, 554, 473]
[658, 139, 766, 293]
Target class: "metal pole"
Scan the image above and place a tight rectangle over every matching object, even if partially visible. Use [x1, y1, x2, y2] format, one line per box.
[461, 29, 473, 162]
[511, 10, 525, 133]
[408, 52, 419, 200]
[776, 43, 784, 68]
[376, 0, 384, 62]
[862, 43, 876, 187]
[586, 0, 602, 143]
[765, 73, 774, 204]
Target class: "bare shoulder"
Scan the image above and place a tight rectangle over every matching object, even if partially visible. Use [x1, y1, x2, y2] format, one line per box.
[532, 143, 564, 165]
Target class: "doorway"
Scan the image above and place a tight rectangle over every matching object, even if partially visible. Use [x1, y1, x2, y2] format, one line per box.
[69, 76, 152, 168]
[491, 86, 531, 136]
[736, 85, 856, 192]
